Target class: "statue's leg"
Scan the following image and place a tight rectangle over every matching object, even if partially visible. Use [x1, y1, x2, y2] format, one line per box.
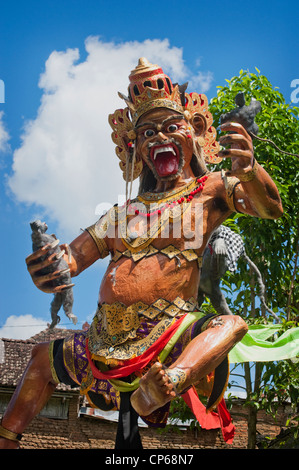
[209, 286, 234, 315]
[50, 294, 62, 328]
[0, 342, 57, 448]
[131, 315, 247, 416]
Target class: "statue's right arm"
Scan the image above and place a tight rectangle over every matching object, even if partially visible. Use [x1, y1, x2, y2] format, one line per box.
[26, 227, 110, 293]
[65, 229, 105, 277]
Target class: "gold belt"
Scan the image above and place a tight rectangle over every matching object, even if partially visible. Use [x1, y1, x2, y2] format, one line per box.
[111, 244, 202, 267]
[99, 296, 198, 336]
[87, 296, 199, 360]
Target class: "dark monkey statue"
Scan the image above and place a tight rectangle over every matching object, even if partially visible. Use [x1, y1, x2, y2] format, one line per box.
[30, 220, 77, 328]
[198, 225, 280, 322]
[220, 91, 261, 136]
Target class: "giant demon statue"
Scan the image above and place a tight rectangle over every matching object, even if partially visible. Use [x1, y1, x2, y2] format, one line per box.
[0, 58, 283, 448]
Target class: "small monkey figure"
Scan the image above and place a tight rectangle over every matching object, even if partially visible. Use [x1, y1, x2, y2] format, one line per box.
[220, 91, 261, 136]
[30, 220, 77, 328]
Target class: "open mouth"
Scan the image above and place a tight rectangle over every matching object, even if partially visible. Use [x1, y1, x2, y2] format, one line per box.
[150, 143, 180, 177]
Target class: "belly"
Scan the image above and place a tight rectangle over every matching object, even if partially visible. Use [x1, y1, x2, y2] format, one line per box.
[98, 254, 200, 306]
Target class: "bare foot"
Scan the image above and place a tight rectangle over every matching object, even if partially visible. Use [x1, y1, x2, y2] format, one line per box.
[130, 362, 178, 416]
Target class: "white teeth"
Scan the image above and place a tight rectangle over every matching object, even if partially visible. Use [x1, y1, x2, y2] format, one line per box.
[153, 146, 176, 160]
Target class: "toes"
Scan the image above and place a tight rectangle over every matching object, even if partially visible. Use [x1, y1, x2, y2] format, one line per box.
[151, 362, 164, 378]
[158, 373, 176, 395]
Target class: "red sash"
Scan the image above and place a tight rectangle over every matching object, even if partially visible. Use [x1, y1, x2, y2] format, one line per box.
[182, 386, 235, 444]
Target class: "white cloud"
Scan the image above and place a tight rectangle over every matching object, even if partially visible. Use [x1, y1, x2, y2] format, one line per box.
[0, 111, 10, 153]
[7, 37, 213, 240]
[189, 70, 214, 93]
[0, 315, 48, 340]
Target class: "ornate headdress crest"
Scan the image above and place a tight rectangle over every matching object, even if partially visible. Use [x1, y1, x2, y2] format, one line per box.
[108, 58, 221, 181]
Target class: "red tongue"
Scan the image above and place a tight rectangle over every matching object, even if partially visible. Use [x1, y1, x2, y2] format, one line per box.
[155, 152, 179, 176]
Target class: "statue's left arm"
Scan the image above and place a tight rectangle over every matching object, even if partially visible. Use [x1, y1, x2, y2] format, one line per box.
[218, 122, 283, 219]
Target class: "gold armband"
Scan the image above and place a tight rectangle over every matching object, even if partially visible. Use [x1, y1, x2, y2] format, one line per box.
[86, 220, 109, 259]
[0, 422, 22, 442]
[221, 170, 240, 212]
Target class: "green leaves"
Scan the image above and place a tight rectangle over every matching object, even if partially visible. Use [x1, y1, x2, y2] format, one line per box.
[209, 69, 299, 323]
[161, 72, 299, 445]
[209, 71, 299, 447]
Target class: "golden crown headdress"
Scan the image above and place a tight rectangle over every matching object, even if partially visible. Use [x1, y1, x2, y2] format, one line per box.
[108, 58, 221, 181]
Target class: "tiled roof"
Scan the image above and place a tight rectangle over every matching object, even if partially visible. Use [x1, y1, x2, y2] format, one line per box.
[0, 328, 80, 391]
[0, 338, 34, 387]
[29, 327, 80, 343]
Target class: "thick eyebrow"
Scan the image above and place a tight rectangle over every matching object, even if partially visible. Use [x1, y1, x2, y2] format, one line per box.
[134, 114, 185, 131]
[135, 121, 155, 130]
[162, 114, 185, 125]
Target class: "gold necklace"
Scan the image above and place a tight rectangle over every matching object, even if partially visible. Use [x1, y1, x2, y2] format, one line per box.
[128, 175, 208, 218]
[118, 175, 208, 252]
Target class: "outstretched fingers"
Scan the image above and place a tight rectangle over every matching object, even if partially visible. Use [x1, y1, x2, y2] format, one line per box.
[219, 133, 253, 151]
[32, 272, 74, 293]
[26, 241, 74, 294]
[26, 252, 59, 276]
[218, 147, 253, 160]
[218, 122, 254, 166]
[26, 240, 60, 266]
[220, 121, 252, 141]
[33, 268, 71, 287]
[52, 283, 75, 293]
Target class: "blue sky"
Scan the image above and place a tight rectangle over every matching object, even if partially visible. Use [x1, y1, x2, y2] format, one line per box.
[0, 0, 298, 339]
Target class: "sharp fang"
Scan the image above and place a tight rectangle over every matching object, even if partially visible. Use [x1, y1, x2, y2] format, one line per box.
[153, 146, 176, 160]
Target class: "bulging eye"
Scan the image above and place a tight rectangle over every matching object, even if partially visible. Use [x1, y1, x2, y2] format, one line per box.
[144, 129, 155, 138]
[167, 124, 178, 133]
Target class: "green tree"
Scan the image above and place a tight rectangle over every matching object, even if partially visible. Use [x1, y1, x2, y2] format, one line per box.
[165, 71, 299, 449]
[209, 70, 299, 322]
[209, 70, 299, 449]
